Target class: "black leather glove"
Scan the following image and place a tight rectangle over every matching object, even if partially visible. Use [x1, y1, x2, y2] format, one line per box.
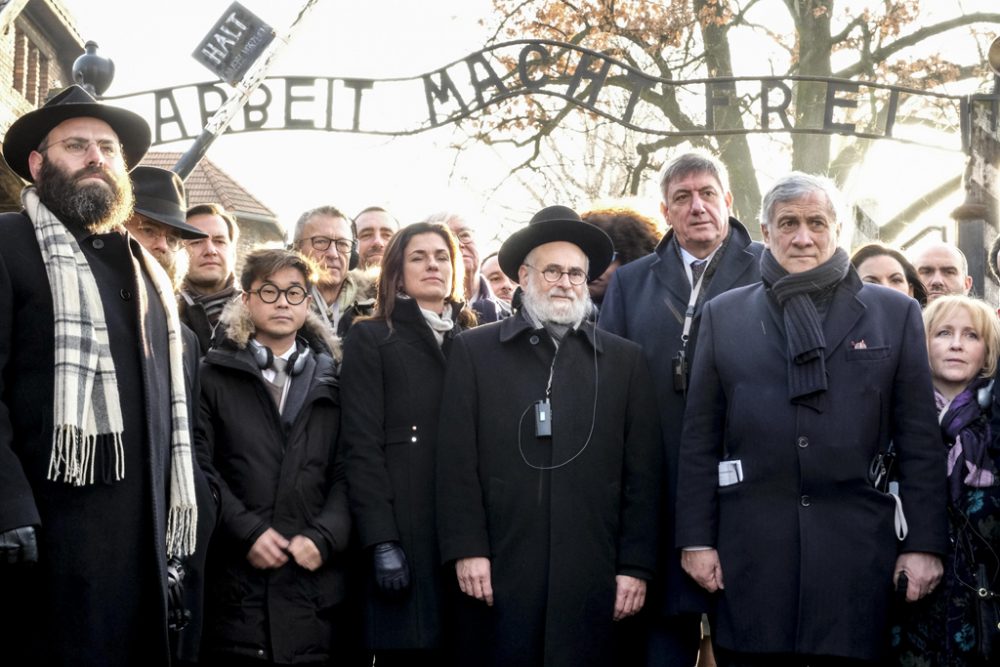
[0, 526, 38, 565]
[373, 541, 410, 593]
[166, 557, 191, 631]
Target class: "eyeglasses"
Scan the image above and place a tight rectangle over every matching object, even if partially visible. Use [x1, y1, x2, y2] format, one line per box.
[39, 137, 122, 159]
[299, 236, 355, 254]
[251, 284, 309, 305]
[523, 263, 589, 286]
[453, 229, 475, 245]
[128, 222, 184, 252]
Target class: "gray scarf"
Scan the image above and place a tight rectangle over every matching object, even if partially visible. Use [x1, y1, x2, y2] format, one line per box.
[24, 188, 197, 558]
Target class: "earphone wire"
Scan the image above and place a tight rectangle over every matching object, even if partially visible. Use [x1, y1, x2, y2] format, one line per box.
[517, 331, 599, 471]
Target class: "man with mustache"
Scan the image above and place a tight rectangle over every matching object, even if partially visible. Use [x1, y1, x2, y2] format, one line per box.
[125, 166, 206, 287]
[0, 85, 198, 666]
[437, 206, 662, 666]
[293, 205, 375, 337]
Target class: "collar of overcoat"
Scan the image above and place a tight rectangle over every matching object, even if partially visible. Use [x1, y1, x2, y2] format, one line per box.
[392, 296, 464, 365]
[650, 217, 758, 312]
[498, 308, 603, 352]
[762, 264, 867, 360]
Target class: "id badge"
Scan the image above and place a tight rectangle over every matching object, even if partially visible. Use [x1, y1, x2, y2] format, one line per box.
[718, 460, 744, 487]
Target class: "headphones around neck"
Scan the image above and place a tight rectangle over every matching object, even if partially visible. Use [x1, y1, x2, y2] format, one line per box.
[348, 239, 359, 271]
[250, 338, 310, 376]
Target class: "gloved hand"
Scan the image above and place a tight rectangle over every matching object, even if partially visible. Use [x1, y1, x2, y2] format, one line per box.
[166, 557, 191, 631]
[0, 526, 38, 565]
[373, 541, 410, 594]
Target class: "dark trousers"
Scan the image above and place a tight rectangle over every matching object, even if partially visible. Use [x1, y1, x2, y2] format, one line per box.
[614, 608, 702, 666]
[714, 646, 877, 667]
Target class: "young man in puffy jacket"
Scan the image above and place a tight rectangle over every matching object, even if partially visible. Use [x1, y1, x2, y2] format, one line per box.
[196, 248, 351, 666]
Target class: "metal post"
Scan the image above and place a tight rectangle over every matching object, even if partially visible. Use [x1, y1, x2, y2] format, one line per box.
[954, 38, 1000, 305]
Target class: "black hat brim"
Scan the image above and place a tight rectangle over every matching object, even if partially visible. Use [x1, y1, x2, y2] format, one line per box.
[133, 200, 207, 239]
[2, 89, 151, 182]
[498, 219, 614, 282]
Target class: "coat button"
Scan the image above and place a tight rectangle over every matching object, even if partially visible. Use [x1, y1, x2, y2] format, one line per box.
[92, 239, 104, 249]
[800, 495, 811, 507]
[411, 425, 417, 431]
[411, 436, 417, 443]
[529, 335, 539, 345]
[796, 436, 809, 448]
[120, 289, 131, 301]
[256, 649, 265, 657]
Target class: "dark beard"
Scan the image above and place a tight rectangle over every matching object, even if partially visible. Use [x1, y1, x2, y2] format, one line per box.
[36, 158, 135, 234]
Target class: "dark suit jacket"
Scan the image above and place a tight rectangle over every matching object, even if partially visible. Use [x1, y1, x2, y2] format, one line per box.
[598, 218, 763, 615]
[675, 271, 948, 660]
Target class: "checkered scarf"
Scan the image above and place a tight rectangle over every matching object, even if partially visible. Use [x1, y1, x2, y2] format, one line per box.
[23, 187, 197, 558]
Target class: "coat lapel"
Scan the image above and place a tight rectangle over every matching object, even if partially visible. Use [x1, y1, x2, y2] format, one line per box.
[821, 274, 866, 360]
[650, 234, 692, 315]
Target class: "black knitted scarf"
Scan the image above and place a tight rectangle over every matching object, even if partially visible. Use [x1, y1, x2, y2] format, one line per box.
[760, 247, 850, 407]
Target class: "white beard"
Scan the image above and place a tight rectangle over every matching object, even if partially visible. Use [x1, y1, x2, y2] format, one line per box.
[521, 274, 590, 326]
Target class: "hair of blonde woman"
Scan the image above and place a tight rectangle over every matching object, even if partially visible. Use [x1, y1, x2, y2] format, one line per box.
[922, 295, 1000, 379]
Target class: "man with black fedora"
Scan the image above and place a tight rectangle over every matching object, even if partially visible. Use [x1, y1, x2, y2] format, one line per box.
[0, 84, 199, 666]
[437, 205, 662, 666]
[126, 165, 206, 287]
[124, 165, 219, 666]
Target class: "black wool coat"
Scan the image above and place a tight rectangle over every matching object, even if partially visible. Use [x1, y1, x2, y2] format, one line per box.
[675, 272, 948, 661]
[598, 219, 763, 617]
[0, 211, 180, 666]
[436, 312, 662, 667]
[197, 336, 350, 664]
[339, 298, 465, 650]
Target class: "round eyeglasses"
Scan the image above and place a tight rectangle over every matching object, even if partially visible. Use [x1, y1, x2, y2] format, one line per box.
[128, 222, 184, 252]
[523, 263, 589, 286]
[252, 284, 308, 305]
[39, 137, 123, 159]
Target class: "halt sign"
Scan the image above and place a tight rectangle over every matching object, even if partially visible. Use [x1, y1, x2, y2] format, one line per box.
[192, 2, 275, 85]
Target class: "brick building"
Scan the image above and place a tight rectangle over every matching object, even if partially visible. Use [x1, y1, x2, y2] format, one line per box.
[0, 0, 285, 261]
[0, 0, 82, 210]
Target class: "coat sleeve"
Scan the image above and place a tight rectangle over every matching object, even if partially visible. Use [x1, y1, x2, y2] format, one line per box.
[616, 345, 663, 578]
[340, 323, 400, 548]
[890, 300, 948, 555]
[0, 246, 40, 533]
[596, 269, 628, 337]
[436, 334, 492, 563]
[674, 300, 727, 548]
[301, 390, 351, 563]
[194, 365, 267, 549]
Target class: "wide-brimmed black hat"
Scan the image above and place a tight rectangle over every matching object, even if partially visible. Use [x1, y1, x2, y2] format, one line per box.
[2, 85, 151, 182]
[131, 166, 206, 239]
[498, 205, 614, 281]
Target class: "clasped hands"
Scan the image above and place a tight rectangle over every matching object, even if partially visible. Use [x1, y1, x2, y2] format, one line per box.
[247, 527, 323, 571]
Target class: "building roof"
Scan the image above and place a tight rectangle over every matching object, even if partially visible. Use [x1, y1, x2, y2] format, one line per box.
[140, 151, 283, 241]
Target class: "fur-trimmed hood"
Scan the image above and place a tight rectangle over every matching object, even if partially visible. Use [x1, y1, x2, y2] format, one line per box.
[217, 298, 342, 362]
[338, 267, 377, 309]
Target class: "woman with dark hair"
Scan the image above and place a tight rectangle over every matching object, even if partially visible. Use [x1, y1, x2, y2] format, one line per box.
[581, 207, 662, 306]
[893, 295, 1000, 666]
[850, 243, 927, 306]
[339, 222, 475, 665]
